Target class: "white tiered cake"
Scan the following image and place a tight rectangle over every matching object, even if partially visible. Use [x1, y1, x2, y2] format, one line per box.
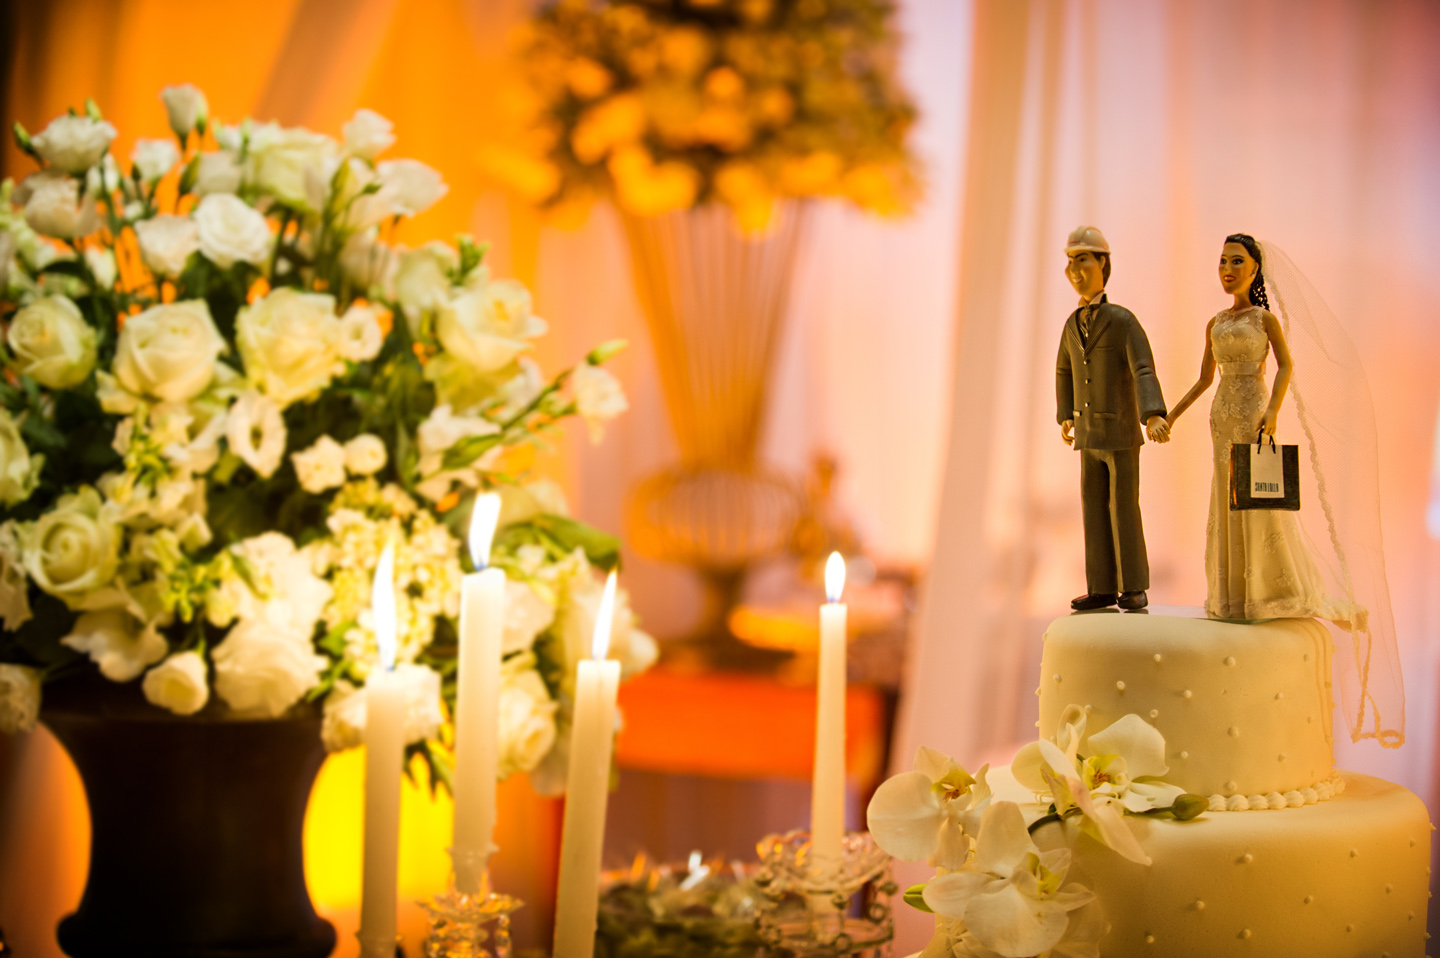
[987, 608, 1431, 957]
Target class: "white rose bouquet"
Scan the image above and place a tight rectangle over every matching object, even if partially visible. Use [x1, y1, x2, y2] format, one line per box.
[0, 91, 651, 796]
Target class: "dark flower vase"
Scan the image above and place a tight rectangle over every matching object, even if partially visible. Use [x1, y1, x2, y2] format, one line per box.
[41, 672, 337, 958]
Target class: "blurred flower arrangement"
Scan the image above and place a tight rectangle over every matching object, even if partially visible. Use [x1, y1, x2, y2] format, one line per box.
[490, 0, 919, 232]
[596, 853, 765, 958]
[0, 86, 655, 795]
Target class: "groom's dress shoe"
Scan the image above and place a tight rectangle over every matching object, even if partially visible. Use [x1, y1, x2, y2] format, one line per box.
[1118, 590, 1149, 611]
[1071, 592, 1118, 611]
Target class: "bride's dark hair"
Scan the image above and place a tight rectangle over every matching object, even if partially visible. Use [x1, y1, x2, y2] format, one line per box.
[1224, 233, 1270, 309]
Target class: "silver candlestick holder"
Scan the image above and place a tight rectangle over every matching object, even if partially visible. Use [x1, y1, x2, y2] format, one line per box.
[752, 830, 897, 957]
[420, 850, 523, 958]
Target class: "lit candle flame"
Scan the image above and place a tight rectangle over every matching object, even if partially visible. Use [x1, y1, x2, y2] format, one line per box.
[373, 543, 397, 671]
[590, 570, 617, 661]
[825, 551, 846, 604]
[468, 492, 501, 570]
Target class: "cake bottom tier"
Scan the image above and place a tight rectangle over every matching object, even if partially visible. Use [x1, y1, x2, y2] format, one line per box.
[992, 769, 1431, 957]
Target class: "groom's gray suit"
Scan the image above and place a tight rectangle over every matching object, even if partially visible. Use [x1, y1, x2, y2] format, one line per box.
[1055, 293, 1167, 594]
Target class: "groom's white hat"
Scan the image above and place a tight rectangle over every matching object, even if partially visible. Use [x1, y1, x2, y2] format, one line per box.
[1065, 225, 1110, 255]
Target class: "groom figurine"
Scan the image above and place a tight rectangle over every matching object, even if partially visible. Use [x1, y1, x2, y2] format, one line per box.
[1056, 226, 1168, 611]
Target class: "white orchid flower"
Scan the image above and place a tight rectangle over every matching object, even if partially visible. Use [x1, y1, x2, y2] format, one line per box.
[866, 745, 991, 870]
[920, 801, 1103, 958]
[1013, 706, 1190, 866]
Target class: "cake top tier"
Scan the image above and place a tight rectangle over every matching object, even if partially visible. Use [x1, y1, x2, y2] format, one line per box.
[1037, 609, 1335, 804]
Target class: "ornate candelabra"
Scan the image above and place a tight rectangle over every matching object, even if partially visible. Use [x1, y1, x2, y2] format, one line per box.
[752, 830, 897, 957]
[420, 852, 523, 958]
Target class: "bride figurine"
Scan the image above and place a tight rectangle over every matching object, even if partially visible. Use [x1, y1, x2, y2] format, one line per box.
[1154, 234, 1361, 627]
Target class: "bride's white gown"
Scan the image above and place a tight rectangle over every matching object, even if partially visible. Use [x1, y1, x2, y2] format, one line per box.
[1204, 306, 1364, 628]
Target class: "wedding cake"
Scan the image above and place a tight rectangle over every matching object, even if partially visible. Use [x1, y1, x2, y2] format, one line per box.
[991, 608, 1431, 956]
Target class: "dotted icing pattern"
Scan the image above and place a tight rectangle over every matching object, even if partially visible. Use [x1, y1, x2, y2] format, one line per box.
[1205, 771, 1347, 812]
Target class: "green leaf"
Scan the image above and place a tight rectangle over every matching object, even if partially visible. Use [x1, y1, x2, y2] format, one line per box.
[12, 122, 37, 159]
[318, 620, 355, 658]
[177, 154, 200, 196]
[441, 433, 503, 472]
[586, 339, 628, 365]
[902, 882, 933, 913]
[532, 513, 622, 571]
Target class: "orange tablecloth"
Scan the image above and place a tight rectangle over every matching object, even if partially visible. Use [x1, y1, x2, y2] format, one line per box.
[615, 667, 892, 792]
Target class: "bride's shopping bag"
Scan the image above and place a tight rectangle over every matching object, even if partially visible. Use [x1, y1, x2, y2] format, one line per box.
[1230, 431, 1300, 510]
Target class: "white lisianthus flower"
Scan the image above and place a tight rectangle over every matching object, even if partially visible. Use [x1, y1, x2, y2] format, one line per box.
[320, 663, 445, 752]
[375, 158, 448, 216]
[7, 295, 97, 389]
[413, 404, 500, 502]
[292, 436, 347, 494]
[558, 556, 657, 678]
[19, 171, 99, 239]
[131, 137, 179, 183]
[497, 478, 569, 527]
[194, 193, 271, 269]
[0, 522, 32, 631]
[135, 215, 200, 278]
[142, 650, 210, 715]
[867, 746, 992, 870]
[193, 151, 242, 196]
[0, 410, 42, 508]
[503, 579, 556, 654]
[338, 303, 384, 362]
[436, 279, 548, 375]
[84, 248, 117, 291]
[32, 114, 117, 173]
[498, 657, 559, 777]
[62, 609, 168, 682]
[160, 84, 208, 139]
[19, 487, 118, 607]
[114, 300, 227, 402]
[342, 434, 387, 476]
[571, 363, 628, 442]
[339, 229, 396, 294]
[393, 242, 456, 323]
[251, 127, 337, 211]
[212, 619, 326, 717]
[84, 154, 123, 196]
[497, 357, 545, 417]
[921, 802, 1105, 958]
[236, 288, 344, 406]
[0, 664, 41, 733]
[206, 532, 332, 633]
[342, 108, 396, 160]
[224, 391, 287, 478]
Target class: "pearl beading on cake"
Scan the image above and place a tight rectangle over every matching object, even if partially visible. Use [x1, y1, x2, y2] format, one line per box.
[1205, 772, 1347, 812]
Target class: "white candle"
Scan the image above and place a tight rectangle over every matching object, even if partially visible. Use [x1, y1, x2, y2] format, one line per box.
[552, 571, 622, 958]
[359, 544, 403, 958]
[451, 492, 505, 894]
[811, 552, 848, 876]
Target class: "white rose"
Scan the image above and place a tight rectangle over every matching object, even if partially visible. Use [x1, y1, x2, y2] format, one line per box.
[560, 561, 657, 678]
[63, 609, 168, 682]
[20, 487, 118, 606]
[343, 108, 396, 160]
[194, 193, 271, 269]
[131, 137, 179, 183]
[503, 579, 556, 653]
[338, 303, 384, 362]
[0, 410, 41, 508]
[160, 84, 208, 139]
[20, 171, 99, 239]
[339, 229, 396, 294]
[135, 215, 200, 278]
[142, 650, 209, 715]
[207, 532, 331, 633]
[292, 436, 346, 493]
[393, 242, 455, 323]
[343, 434, 387, 476]
[0, 664, 41, 734]
[7, 295, 97, 388]
[375, 159, 448, 216]
[194, 151, 242, 196]
[212, 619, 326, 717]
[436, 279, 547, 374]
[31, 114, 116, 173]
[236, 288, 344, 406]
[252, 127, 337, 210]
[320, 663, 444, 751]
[114, 300, 226, 402]
[224, 391, 286, 478]
[571, 363, 628, 442]
[497, 661, 558, 777]
[0, 522, 32, 631]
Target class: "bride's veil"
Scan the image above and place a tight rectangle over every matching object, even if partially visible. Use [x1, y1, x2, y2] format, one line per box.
[1259, 240, 1404, 747]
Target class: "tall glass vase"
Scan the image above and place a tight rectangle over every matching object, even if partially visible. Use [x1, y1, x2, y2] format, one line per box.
[621, 202, 811, 666]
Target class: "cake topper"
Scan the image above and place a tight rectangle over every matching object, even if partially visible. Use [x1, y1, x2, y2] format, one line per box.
[1055, 226, 1168, 611]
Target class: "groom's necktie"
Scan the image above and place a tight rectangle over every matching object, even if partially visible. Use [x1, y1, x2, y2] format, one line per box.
[1079, 303, 1096, 344]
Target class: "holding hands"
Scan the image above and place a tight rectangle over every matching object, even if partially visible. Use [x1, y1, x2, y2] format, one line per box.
[1146, 415, 1171, 444]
